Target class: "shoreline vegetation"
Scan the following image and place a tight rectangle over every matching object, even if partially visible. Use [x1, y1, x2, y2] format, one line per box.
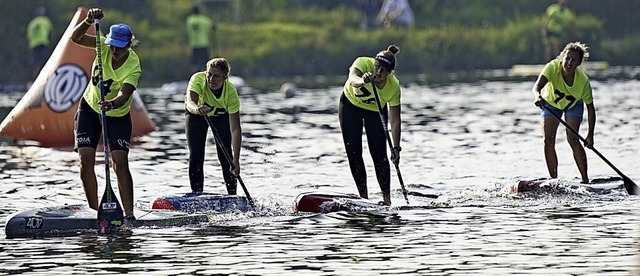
[3, 1, 640, 88]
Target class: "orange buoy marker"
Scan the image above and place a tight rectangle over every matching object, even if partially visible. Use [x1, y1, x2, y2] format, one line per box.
[0, 7, 154, 147]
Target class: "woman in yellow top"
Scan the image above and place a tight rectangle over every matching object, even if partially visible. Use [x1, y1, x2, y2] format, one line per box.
[340, 45, 402, 206]
[184, 58, 242, 194]
[71, 8, 142, 220]
[532, 42, 595, 184]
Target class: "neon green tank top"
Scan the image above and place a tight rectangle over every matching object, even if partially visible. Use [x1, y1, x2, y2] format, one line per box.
[343, 57, 401, 112]
[541, 59, 593, 110]
[186, 15, 213, 48]
[27, 16, 53, 49]
[83, 41, 142, 117]
[185, 72, 240, 116]
[545, 4, 575, 34]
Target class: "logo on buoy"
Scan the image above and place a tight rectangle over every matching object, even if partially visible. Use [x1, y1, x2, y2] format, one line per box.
[44, 64, 88, 113]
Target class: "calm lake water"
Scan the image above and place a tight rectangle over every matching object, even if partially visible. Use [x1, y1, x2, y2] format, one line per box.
[0, 75, 639, 275]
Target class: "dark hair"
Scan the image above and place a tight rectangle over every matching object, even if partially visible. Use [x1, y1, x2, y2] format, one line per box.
[375, 44, 400, 71]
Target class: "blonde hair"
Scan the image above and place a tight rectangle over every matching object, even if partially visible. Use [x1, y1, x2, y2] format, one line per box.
[558, 42, 589, 63]
[206, 58, 231, 78]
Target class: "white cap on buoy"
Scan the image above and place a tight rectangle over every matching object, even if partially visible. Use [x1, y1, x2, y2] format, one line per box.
[280, 82, 297, 98]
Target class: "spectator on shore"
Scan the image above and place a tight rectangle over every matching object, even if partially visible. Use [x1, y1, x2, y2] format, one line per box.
[358, 0, 381, 30]
[377, 0, 414, 29]
[27, 6, 53, 80]
[186, 5, 215, 74]
[542, 0, 581, 62]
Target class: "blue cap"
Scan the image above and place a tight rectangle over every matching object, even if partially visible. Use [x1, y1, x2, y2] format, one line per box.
[105, 24, 133, 48]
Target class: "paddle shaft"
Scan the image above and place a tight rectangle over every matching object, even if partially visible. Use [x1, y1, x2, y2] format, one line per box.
[542, 104, 638, 194]
[202, 113, 256, 207]
[370, 83, 410, 204]
[95, 19, 124, 224]
[95, 19, 113, 197]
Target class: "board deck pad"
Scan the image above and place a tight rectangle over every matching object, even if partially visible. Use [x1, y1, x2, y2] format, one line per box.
[5, 204, 208, 238]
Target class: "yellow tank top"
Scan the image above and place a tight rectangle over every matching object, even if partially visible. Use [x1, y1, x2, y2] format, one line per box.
[343, 57, 401, 112]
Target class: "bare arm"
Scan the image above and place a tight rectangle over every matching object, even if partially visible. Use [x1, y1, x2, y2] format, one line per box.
[532, 74, 549, 107]
[229, 112, 242, 175]
[99, 83, 135, 111]
[348, 67, 375, 88]
[70, 8, 104, 49]
[389, 105, 401, 165]
[585, 102, 596, 148]
[185, 91, 212, 115]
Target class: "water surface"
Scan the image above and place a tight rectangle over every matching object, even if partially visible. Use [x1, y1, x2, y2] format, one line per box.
[0, 77, 638, 275]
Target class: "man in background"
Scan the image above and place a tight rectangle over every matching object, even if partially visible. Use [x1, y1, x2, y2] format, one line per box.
[542, 0, 580, 61]
[27, 6, 53, 81]
[186, 5, 215, 74]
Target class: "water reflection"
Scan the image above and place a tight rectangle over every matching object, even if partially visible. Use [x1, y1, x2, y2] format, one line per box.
[1, 78, 639, 274]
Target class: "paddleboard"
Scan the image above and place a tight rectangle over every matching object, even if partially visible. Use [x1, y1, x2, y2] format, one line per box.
[5, 204, 208, 238]
[293, 192, 385, 213]
[151, 192, 252, 213]
[509, 176, 623, 194]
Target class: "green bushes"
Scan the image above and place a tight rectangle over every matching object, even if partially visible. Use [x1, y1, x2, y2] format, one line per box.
[2, 1, 639, 85]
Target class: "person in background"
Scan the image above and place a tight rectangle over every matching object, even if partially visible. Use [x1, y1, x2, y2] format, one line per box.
[186, 5, 215, 74]
[70, 8, 142, 220]
[27, 6, 53, 81]
[339, 45, 403, 206]
[542, 0, 580, 62]
[184, 58, 242, 195]
[531, 42, 595, 184]
[377, 0, 414, 29]
[358, 0, 381, 31]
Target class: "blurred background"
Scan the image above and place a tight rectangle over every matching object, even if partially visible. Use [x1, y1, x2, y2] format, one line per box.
[2, 0, 640, 88]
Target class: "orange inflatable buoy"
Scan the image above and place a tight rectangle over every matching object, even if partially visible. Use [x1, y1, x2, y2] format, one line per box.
[0, 7, 154, 147]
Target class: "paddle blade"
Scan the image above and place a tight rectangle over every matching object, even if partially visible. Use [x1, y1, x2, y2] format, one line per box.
[97, 183, 124, 229]
[622, 175, 640, 195]
[407, 191, 439, 199]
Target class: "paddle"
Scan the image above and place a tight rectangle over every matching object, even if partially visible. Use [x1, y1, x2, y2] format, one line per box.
[370, 82, 410, 204]
[95, 19, 125, 230]
[201, 110, 256, 208]
[542, 104, 639, 195]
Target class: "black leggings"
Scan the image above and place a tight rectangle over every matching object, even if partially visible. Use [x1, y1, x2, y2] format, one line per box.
[338, 93, 390, 197]
[185, 112, 237, 194]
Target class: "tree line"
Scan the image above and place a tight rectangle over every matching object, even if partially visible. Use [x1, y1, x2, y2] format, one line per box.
[2, 0, 640, 86]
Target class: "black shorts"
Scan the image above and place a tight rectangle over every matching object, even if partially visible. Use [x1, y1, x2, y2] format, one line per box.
[74, 98, 132, 152]
[191, 47, 209, 69]
[31, 45, 50, 65]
